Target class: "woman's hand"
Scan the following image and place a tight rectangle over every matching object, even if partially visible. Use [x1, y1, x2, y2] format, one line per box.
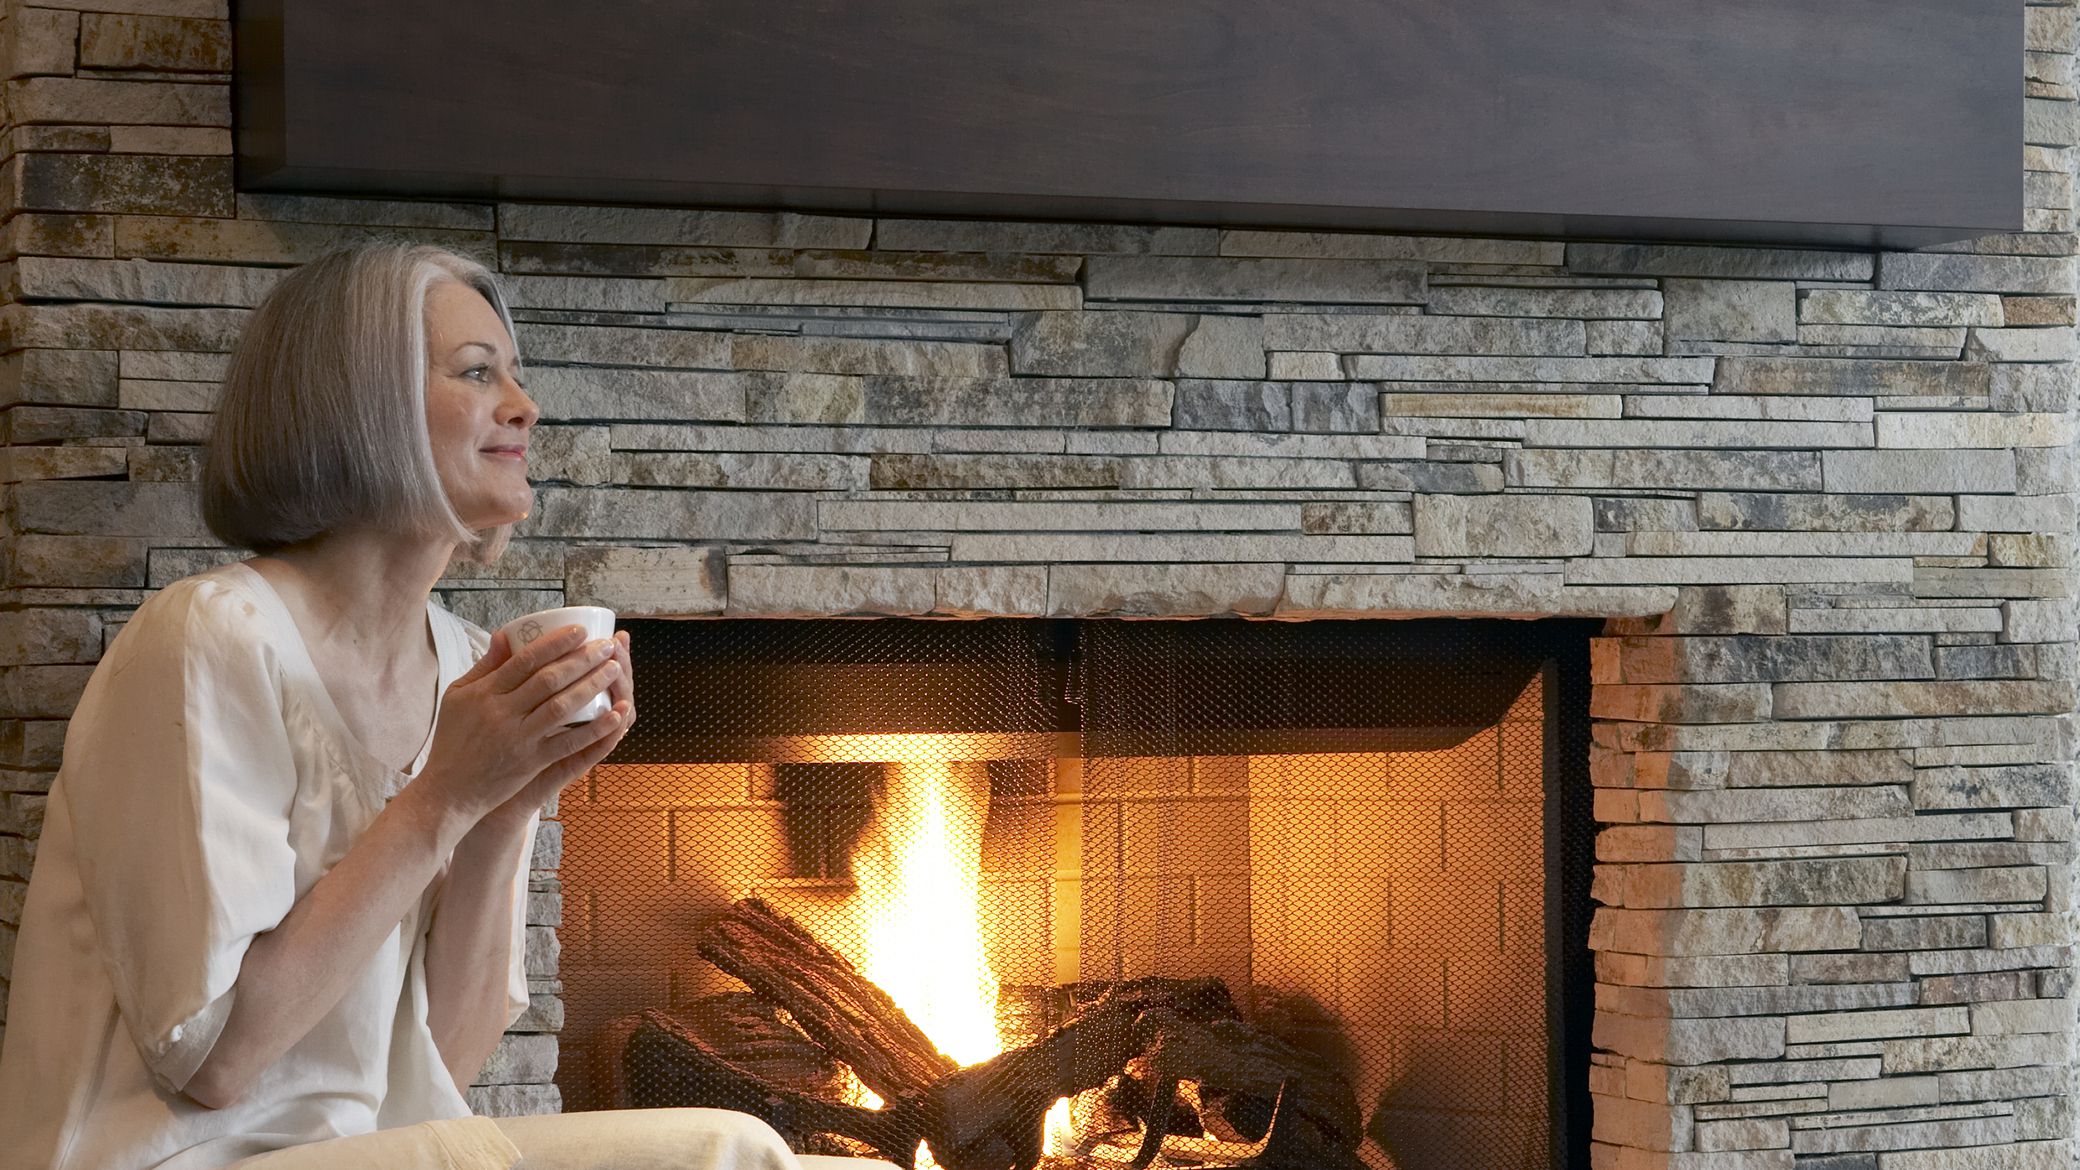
[480, 630, 637, 832]
[414, 624, 627, 828]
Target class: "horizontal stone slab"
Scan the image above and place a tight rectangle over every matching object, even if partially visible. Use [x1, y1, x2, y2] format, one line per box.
[878, 218, 1217, 255]
[1381, 391, 1622, 418]
[1704, 813, 2013, 852]
[1968, 326, 2079, 362]
[1567, 242, 1874, 281]
[14, 480, 208, 537]
[523, 488, 816, 541]
[1263, 313, 1583, 354]
[514, 322, 729, 368]
[1877, 253, 2076, 294]
[727, 563, 939, 616]
[1664, 278, 1796, 342]
[1913, 765, 2073, 811]
[114, 216, 497, 265]
[1632, 532, 1980, 558]
[734, 334, 1008, 378]
[1610, 855, 1906, 908]
[1048, 562, 1283, 617]
[1713, 358, 1993, 397]
[1773, 680, 2077, 720]
[1084, 256, 1424, 303]
[620, 452, 869, 491]
[946, 532, 1413, 562]
[1696, 492, 1956, 532]
[819, 499, 1302, 532]
[0, 302, 247, 352]
[524, 367, 747, 422]
[1422, 286, 1662, 319]
[1517, 449, 1824, 492]
[562, 546, 725, 615]
[1566, 558, 1914, 586]
[1641, 786, 1911, 824]
[1799, 290, 2006, 327]
[858, 376, 1173, 428]
[1874, 412, 2077, 449]
[1278, 570, 1563, 617]
[498, 203, 870, 247]
[1787, 1006, 1970, 1046]
[1822, 450, 2018, 494]
[1523, 418, 1873, 448]
[1413, 493, 1593, 558]
[665, 277, 1079, 311]
[1591, 906, 1863, 956]
[1788, 606, 2004, 635]
[13, 256, 281, 308]
[1346, 354, 1714, 383]
[1219, 231, 1561, 264]
[1158, 430, 1423, 459]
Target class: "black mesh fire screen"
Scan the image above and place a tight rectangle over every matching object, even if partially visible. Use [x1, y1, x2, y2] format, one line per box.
[556, 618, 1593, 1170]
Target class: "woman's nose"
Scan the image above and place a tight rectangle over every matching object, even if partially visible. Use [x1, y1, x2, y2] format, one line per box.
[503, 375, 540, 429]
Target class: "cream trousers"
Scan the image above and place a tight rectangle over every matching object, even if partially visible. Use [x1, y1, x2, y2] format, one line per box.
[224, 1108, 897, 1170]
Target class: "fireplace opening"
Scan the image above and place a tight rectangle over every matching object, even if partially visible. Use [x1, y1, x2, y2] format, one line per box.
[556, 618, 1594, 1170]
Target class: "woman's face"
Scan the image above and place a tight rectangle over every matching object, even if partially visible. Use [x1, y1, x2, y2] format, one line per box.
[424, 279, 538, 532]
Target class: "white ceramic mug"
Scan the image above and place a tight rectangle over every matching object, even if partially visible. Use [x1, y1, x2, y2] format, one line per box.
[498, 604, 618, 724]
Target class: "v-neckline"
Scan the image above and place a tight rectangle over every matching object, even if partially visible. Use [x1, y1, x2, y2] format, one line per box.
[227, 562, 457, 791]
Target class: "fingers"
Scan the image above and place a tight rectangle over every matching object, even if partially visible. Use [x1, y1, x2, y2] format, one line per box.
[540, 698, 630, 760]
[488, 624, 590, 694]
[520, 646, 621, 725]
[606, 631, 635, 710]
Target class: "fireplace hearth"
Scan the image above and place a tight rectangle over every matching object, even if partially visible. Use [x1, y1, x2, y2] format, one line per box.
[555, 618, 1594, 1170]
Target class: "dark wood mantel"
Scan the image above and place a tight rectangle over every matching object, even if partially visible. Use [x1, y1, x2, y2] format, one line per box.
[234, 1, 2021, 248]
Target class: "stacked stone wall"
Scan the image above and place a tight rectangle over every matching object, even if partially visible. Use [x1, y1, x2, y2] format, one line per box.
[0, 0, 2076, 1164]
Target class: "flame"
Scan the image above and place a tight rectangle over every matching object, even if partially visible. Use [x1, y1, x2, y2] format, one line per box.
[848, 744, 1003, 1066]
[820, 737, 1079, 1165]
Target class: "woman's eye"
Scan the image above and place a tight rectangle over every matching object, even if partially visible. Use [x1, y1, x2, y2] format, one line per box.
[463, 365, 490, 381]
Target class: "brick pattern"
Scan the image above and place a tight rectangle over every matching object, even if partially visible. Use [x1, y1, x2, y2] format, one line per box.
[0, 0, 2070, 1164]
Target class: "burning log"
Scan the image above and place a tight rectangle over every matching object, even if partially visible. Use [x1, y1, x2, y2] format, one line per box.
[697, 897, 958, 1102]
[1129, 1008, 1367, 1170]
[920, 991, 1147, 1170]
[622, 1007, 928, 1166]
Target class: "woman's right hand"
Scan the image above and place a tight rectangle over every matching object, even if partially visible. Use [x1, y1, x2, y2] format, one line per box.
[414, 625, 624, 826]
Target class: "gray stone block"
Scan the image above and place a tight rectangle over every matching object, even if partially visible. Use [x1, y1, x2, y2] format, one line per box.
[1008, 310, 1194, 376]
[564, 546, 725, 616]
[1798, 290, 2005, 327]
[1174, 314, 1266, 378]
[498, 203, 869, 248]
[1263, 313, 1584, 355]
[1172, 379, 1289, 431]
[1567, 243, 1874, 281]
[1878, 253, 2076, 294]
[1424, 286, 1662, 319]
[1696, 493, 1955, 532]
[1821, 450, 2018, 494]
[1664, 279, 1798, 342]
[1713, 357, 1992, 397]
[1086, 256, 1424, 303]
[1047, 563, 1283, 617]
[1413, 493, 1592, 557]
[1290, 382, 1379, 432]
[524, 366, 747, 423]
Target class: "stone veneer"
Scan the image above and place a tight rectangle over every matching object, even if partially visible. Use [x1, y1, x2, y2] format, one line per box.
[0, 2, 2077, 1167]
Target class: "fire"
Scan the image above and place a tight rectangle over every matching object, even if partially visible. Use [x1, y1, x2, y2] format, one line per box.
[825, 736, 1077, 1164]
[849, 746, 1002, 1067]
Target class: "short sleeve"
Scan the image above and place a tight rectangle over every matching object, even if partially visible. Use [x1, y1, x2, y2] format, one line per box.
[63, 579, 300, 1096]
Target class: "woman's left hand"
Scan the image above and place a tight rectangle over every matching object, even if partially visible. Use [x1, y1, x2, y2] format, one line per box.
[481, 630, 635, 832]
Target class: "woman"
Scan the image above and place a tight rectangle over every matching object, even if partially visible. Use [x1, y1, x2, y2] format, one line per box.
[0, 246, 801, 1169]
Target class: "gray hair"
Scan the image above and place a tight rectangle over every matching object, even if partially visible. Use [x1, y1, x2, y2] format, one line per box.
[202, 243, 522, 559]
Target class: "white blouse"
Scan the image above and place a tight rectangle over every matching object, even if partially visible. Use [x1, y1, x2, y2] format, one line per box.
[0, 563, 534, 1170]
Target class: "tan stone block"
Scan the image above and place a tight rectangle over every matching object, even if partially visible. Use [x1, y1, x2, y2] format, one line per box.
[1048, 563, 1281, 617]
[106, 125, 229, 154]
[562, 545, 723, 616]
[4, 8, 81, 77]
[78, 14, 232, 71]
[725, 563, 938, 617]
[933, 565, 1046, 617]
[14, 153, 231, 217]
[114, 216, 496, 265]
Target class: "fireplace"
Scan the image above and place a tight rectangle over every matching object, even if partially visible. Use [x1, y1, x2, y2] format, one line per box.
[553, 618, 1594, 1169]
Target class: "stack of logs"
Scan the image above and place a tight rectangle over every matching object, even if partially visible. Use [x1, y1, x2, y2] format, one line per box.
[617, 898, 1365, 1170]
